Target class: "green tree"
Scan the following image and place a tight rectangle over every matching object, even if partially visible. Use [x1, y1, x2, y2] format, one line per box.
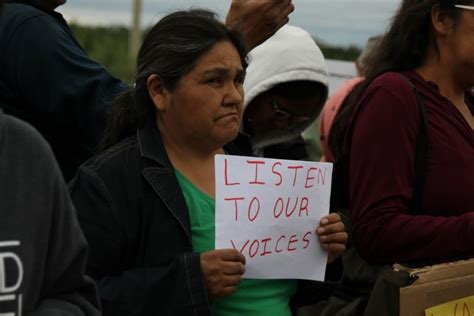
[70, 23, 135, 84]
[315, 37, 362, 61]
[70, 24, 362, 83]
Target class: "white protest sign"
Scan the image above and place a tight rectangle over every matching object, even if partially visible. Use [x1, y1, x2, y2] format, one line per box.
[215, 154, 333, 281]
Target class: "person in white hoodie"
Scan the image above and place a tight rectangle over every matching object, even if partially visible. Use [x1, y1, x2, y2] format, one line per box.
[242, 25, 345, 314]
[242, 25, 329, 160]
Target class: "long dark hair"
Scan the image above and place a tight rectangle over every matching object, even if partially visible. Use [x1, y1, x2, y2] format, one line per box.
[328, 0, 473, 161]
[100, 9, 248, 150]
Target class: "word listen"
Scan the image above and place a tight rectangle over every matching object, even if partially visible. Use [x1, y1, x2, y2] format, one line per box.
[224, 159, 327, 188]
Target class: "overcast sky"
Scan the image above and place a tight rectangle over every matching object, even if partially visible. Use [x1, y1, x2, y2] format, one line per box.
[58, 0, 400, 47]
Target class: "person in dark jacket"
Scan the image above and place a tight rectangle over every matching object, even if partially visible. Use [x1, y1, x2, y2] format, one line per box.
[0, 1, 100, 314]
[0, 0, 127, 180]
[0, 108, 101, 315]
[0, 0, 294, 181]
[69, 10, 347, 316]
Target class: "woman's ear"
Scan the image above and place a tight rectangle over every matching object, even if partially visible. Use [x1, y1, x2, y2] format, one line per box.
[147, 74, 169, 112]
[431, 5, 454, 36]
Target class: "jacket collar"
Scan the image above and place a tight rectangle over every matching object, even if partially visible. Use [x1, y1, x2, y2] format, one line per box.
[135, 119, 253, 246]
[7, 0, 69, 26]
[136, 120, 192, 244]
[137, 119, 173, 168]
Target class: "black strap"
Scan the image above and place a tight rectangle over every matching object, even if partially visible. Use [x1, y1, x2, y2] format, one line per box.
[396, 74, 428, 213]
[411, 88, 428, 212]
[330, 75, 428, 214]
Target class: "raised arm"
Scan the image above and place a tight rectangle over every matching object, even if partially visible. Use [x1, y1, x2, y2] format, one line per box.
[225, 0, 294, 50]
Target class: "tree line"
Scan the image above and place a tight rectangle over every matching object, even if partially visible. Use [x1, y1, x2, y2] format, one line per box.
[71, 23, 361, 84]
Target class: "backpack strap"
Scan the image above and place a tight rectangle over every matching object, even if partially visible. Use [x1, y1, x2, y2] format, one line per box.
[396, 74, 428, 213]
[330, 74, 428, 214]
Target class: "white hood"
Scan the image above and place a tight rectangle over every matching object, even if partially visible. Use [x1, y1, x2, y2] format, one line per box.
[243, 25, 329, 152]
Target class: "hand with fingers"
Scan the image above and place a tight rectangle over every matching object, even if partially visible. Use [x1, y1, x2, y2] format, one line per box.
[225, 0, 295, 50]
[200, 249, 246, 301]
[316, 213, 348, 264]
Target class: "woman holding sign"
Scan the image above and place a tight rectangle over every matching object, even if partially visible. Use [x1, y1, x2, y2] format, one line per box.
[69, 9, 347, 316]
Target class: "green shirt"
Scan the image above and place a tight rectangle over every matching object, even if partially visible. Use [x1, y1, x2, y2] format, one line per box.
[175, 170, 297, 316]
[302, 117, 322, 162]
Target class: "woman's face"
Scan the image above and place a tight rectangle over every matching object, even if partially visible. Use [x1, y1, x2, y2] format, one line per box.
[156, 40, 245, 150]
[446, 7, 474, 87]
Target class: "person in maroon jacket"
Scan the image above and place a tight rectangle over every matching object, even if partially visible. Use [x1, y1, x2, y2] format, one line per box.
[328, 0, 474, 265]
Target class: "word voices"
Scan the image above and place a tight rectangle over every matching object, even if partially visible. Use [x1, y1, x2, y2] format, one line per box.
[231, 230, 314, 258]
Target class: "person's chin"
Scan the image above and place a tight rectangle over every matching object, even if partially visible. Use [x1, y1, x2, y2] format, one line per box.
[218, 127, 240, 143]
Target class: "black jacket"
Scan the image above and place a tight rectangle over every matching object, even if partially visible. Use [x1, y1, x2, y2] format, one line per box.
[69, 121, 340, 315]
[0, 110, 100, 315]
[0, 1, 127, 180]
[69, 121, 253, 316]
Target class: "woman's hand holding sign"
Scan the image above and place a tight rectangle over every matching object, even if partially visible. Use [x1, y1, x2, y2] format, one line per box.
[201, 249, 246, 300]
[316, 213, 348, 263]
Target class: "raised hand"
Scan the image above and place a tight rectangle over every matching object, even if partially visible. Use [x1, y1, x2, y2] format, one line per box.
[225, 0, 295, 50]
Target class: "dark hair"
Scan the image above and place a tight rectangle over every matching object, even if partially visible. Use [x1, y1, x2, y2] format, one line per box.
[270, 80, 326, 99]
[328, 0, 473, 161]
[101, 9, 248, 149]
[356, 35, 383, 76]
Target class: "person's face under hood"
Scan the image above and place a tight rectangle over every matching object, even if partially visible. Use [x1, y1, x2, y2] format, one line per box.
[243, 90, 324, 140]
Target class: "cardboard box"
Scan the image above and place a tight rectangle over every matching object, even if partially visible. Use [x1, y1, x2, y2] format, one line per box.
[399, 259, 474, 316]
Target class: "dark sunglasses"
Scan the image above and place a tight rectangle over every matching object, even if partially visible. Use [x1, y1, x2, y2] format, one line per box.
[269, 96, 311, 125]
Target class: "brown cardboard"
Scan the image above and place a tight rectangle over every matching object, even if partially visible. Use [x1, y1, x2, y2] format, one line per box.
[399, 259, 474, 316]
